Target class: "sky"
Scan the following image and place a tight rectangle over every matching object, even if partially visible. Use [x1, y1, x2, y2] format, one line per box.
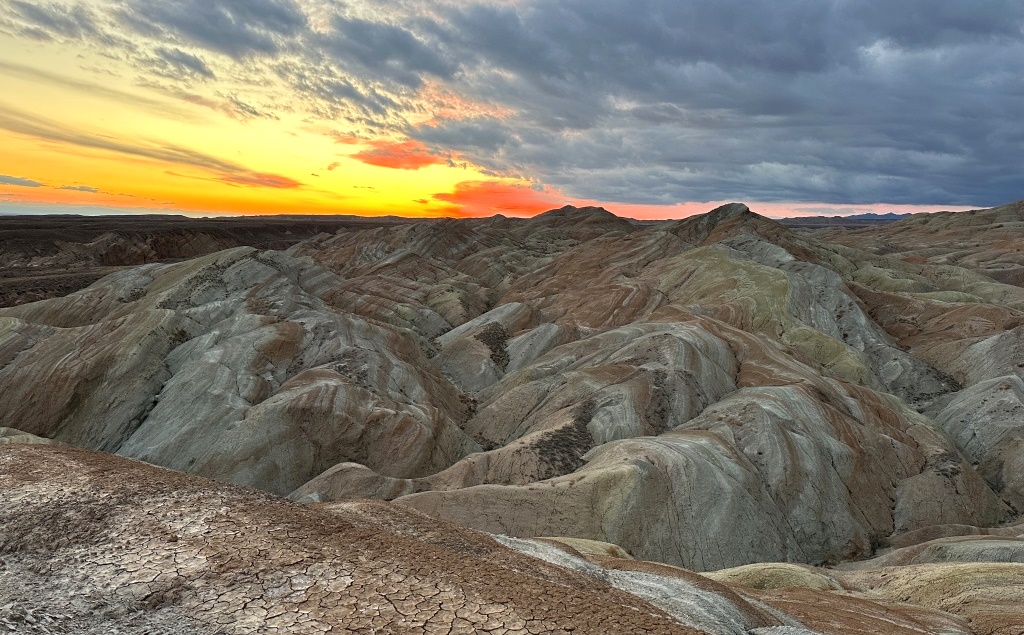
[0, 0, 1020, 219]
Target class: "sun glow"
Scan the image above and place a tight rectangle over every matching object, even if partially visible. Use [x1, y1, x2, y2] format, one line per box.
[0, 31, 533, 218]
[0, 9, 980, 220]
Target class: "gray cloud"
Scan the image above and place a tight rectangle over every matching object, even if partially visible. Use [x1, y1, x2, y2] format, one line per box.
[3, 0, 135, 49]
[415, 120, 514, 153]
[315, 14, 458, 88]
[151, 47, 215, 80]
[117, 0, 307, 59]
[58, 185, 100, 192]
[0, 175, 44, 187]
[398, 0, 1024, 206]
[6, 0, 101, 41]
[273, 60, 406, 121]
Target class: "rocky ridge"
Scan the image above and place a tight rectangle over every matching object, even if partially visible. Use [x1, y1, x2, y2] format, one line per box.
[0, 214, 408, 307]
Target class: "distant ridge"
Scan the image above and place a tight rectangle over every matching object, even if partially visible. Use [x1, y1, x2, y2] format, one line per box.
[780, 211, 912, 227]
[843, 212, 912, 221]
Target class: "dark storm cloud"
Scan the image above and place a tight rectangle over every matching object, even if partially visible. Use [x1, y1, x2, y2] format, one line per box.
[446, 0, 839, 82]
[435, 0, 1024, 104]
[415, 120, 513, 153]
[847, 0, 1024, 48]
[117, 0, 307, 59]
[397, 0, 1024, 206]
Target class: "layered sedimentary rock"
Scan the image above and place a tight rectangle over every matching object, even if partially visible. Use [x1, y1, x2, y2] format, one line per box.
[0, 248, 480, 496]
[2, 201, 1024, 582]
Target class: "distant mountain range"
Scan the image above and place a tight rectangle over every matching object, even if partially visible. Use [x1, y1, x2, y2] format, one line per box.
[780, 211, 913, 226]
[842, 212, 912, 220]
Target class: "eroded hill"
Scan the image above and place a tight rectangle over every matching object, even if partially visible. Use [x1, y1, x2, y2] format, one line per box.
[2, 202, 1024, 633]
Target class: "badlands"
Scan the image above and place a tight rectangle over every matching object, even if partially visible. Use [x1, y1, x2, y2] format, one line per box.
[2, 201, 1024, 634]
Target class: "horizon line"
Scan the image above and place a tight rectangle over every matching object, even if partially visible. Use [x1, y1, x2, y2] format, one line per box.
[0, 199, 989, 222]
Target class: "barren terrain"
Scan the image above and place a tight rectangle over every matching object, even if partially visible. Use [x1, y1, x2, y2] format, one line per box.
[2, 201, 1024, 633]
[0, 215, 410, 307]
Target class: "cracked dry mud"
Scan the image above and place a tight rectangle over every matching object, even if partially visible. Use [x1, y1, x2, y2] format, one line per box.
[1, 445, 701, 634]
[4, 444, 1017, 635]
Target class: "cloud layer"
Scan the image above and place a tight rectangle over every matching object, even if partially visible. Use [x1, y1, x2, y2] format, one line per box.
[3, 0, 1022, 207]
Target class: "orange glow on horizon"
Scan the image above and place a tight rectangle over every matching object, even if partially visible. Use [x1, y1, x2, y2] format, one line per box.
[0, 41, 978, 222]
[0, 11, 986, 223]
[431, 180, 565, 217]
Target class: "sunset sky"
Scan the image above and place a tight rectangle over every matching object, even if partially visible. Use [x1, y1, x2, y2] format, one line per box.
[1, 0, 1020, 219]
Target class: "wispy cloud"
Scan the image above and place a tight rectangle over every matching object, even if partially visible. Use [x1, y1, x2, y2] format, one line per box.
[58, 185, 100, 192]
[219, 173, 300, 188]
[7, 0, 102, 41]
[147, 46, 216, 80]
[0, 104, 298, 189]
[222, 93, 278, 120]
[135, 80, 277, 121]
[0, 175, 45, 187]
[0, 60, 200, 121]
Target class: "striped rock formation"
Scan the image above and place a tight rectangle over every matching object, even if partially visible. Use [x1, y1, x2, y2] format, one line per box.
[2, 202, 1024, 631]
